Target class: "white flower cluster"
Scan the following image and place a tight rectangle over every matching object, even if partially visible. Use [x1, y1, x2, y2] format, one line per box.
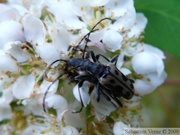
[0, 0, 167, 134]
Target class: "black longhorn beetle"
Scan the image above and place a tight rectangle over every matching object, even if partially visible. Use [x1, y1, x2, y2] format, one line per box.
[43, 18, 135, 113]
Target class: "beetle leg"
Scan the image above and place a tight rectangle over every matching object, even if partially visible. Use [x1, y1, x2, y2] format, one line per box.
[95, 54, 119, 65]
[96, 82, 100, 102]
[110, 54, 118, 64]
[88, 50, 97, 62]
[74, 74, 91, 80]
[100, 84, 123, 107]
[96, 54, 110, 63]
[111, 94, 123, 107]
[100, 88, 118, 108]
[73, 81, 85, 113]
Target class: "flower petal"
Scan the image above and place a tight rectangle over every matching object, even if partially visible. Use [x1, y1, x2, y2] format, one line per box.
[50, 26, 70, 53]
[37, 79, 58, 94]
[134, 72, 167, 95]
[134, 79, 156, 95]
[12, 74, 36, 99]
[113, 121, 130, 135]
[35, 43, 60, 64]
[144, 44, 166, 59]
[0, 4, 19, 22]
[127, 13, 148, 38]
[116, 53, 125, 70]
[0, 103, 11, 121]
[103, 29, 123, 52]
[120, 68, 132, 76]
[0, 20, 25, 48]
[46, 94, 68, 111]
[63, 111, 85, 128]
[146, 71, 167, 88]
[0, 50, 18, 72]
[88, 0, 109, 6]
[4, 41, 31, 62]
[0, 86, 13, 104]
[22, 96, 44, 116]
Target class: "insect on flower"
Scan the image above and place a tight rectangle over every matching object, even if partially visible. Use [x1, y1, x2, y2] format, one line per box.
[43, 18, 135, 113]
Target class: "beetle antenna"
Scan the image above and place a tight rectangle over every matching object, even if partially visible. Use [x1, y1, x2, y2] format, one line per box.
[80, 18, 112, 59]
[44, 59, 67, 81]
[43, 66, 81, 112]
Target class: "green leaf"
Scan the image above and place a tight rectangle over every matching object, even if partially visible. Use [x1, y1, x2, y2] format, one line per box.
[135, 0, 180, 57]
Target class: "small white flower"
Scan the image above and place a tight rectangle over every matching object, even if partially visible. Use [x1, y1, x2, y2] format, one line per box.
[132, 44, 167, 95]
[132, 43, 166, 75]
[132, 51, 164, 75]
